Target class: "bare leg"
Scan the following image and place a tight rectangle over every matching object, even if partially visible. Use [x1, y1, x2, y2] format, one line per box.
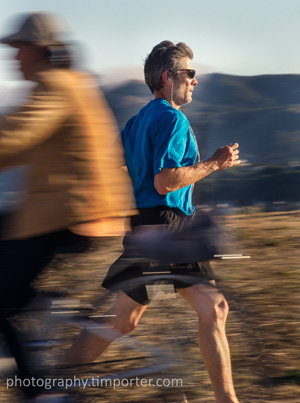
[177, 281, 239, 403]
[64, 290, 147, 365]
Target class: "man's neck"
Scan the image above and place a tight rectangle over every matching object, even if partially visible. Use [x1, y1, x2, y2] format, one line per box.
[153, 89, 180, 110]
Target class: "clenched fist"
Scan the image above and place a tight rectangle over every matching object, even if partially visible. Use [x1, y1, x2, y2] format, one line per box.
[210, 143, 240, 171]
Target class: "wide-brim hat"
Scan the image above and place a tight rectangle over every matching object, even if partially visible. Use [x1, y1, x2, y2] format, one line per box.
[0, 12, 69, 48]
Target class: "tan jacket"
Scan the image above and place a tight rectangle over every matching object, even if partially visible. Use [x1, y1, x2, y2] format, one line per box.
[0, 68, 135, 240]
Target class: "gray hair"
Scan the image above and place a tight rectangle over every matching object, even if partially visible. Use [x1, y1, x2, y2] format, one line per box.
[144, 40, 193, 93]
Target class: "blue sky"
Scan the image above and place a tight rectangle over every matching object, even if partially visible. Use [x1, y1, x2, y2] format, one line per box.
[0, 0, 300, 86]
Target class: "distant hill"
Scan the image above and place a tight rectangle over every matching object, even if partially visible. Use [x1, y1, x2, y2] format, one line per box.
[103, 74, 300, 165]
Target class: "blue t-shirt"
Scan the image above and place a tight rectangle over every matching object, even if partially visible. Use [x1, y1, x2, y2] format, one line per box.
[121, 98, 199, 216]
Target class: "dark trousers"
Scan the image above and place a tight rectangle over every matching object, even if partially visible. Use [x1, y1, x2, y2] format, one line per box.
[0, 228, 99, 398]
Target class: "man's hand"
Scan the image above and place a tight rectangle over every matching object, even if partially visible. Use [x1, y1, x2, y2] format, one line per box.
[209, 143, 240, 171]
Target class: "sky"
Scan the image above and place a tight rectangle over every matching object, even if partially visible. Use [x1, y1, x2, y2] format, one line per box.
[0, 0, 300, 88]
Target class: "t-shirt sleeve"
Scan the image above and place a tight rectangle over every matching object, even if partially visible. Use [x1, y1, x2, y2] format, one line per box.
[152, 112, 190, 176]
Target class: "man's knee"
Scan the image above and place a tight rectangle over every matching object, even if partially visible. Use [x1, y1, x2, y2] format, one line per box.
[197, 293, 229, 327]
[179, 283, 229, 327]
[112, 313, 140, 334]
[106, 292, 147, 335]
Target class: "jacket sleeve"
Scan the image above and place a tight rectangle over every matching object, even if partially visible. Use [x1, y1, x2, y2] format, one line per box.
[0, 80, 71, 164]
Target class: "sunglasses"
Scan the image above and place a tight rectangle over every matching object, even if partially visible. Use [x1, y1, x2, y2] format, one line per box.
[176, 69, 196, 79]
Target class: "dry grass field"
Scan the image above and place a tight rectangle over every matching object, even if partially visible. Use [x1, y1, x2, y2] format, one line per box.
[0, 210, 300, 402]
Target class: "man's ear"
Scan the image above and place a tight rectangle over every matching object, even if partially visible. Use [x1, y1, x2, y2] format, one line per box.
[162, 70, 172, 86]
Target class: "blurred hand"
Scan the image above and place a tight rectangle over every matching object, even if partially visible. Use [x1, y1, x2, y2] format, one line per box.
[210, 143, 240, 170]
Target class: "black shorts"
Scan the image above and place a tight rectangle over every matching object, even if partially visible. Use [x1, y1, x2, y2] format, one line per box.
[102, 207, 215, 305]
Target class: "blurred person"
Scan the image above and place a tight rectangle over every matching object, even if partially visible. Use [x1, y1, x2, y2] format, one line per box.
[66, 41, 240, 403]
[0, 12, 134, 402]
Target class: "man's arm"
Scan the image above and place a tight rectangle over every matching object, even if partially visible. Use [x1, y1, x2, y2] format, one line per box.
[154, 143, 240, 195]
